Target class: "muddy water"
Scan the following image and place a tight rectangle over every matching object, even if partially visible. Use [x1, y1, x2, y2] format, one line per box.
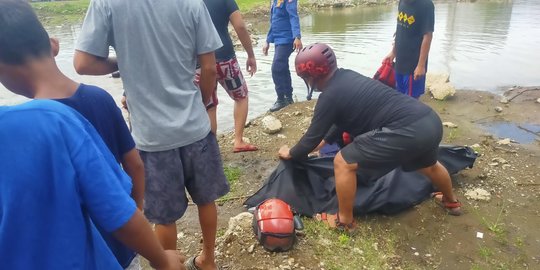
[1, 1, 539, 132]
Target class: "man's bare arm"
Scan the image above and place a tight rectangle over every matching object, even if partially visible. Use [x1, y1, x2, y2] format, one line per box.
[197, 52, 217, 105]
[414, 32, 433, 80]
[230, 11, 257, 76]
[73, 50, 118, 75]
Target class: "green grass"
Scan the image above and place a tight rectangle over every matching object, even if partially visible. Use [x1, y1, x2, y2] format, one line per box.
[220, 166, 242, 201]
[446, 127, 460, 142]
[237, 0, 269, 12]
[31, 0, 90, 25]
[302, 218, 404, 270]
[30, 0, 268, 26]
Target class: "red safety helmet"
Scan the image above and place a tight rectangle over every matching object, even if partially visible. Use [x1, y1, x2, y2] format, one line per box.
[252, 198, 296, 252]
[295, 43, 337, 100]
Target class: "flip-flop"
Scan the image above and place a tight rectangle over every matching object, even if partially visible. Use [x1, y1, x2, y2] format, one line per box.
[431, 192, 463, 216]
[185, 256, 200, 270]
[185, 256, 222, 270]
[233, 144, 258, 153]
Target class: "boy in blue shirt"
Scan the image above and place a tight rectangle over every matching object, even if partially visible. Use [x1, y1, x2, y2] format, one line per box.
[0, 1, 182, 269]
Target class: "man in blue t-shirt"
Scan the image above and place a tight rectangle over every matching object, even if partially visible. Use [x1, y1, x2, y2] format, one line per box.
[0, 1, 184, 269]
[263, 0, 303, 112]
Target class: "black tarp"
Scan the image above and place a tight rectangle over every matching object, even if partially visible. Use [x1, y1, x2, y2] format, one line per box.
[244, 145, 477, 216]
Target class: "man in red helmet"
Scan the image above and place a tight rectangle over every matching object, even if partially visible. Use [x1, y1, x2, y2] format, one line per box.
[278, 43, 462, 232]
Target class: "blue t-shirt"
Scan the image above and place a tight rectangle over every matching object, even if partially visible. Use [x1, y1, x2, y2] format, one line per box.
[0, 100, 136, 270]
[55, 84, 137, 267]
[267, 0, 301, 45]
[56, 84, 135, 163]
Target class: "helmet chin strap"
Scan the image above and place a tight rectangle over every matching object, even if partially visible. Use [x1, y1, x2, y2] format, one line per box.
[304, 78, 316, 101]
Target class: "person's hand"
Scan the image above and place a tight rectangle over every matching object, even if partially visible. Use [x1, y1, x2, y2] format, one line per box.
[121, 95, 128, 112]
[246, 56, 257, 77]
[262, 42, 269, 56]
[278, 145, 292, 160]
[293, 38, 303, 52]
[414, 65, 426, 80]
[153, 250, 185, 270]
[383, 52, 395, 64]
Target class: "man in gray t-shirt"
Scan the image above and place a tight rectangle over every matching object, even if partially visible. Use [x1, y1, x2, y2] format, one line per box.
[74, 0, 228, 268]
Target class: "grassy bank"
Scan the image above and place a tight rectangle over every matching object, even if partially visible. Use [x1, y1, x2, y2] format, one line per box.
[32, 0, 89, 25]
[31, 0, 269, 26]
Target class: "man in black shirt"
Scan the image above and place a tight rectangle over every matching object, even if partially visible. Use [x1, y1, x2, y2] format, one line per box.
[384, 0, 435, 98]
[198, 0, 259, 153]
[278, 43, 461, 232]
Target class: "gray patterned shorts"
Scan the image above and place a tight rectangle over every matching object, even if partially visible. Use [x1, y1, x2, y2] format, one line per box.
[140, 133, 229, 224]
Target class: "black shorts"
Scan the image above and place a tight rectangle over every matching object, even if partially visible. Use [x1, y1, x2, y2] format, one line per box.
[340, 110, 443, 172]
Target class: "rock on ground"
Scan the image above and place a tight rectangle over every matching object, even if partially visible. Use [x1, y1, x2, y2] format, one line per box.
[497, 138, 512, 145]
[465, 188, 491, 201]
[217, 212, 254, 248]
[443, 122, 458, 128]
[262, 115, 283, 134]
[426, 74, 456, 100]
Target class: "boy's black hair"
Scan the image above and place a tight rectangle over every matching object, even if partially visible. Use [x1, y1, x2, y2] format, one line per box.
[0, 0, 51, 65]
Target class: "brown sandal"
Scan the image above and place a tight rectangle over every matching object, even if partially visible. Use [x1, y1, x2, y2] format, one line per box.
[431, 192, 463, 216]
[315, 212, 358, 234]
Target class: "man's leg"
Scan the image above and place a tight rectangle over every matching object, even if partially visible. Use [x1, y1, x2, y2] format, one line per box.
[139, 149, 188, 250]
[195, 202, 218, 270]
[181, 133, 229, 270]
[418, 161, 458, 203]
[334, 152, 359, 225]
[270, 44, 294, 112]
[155, 224, 177, 250]
[233, 96, 250, 148]
[207, 105, 217, 135]
[217, 57, 256, 150]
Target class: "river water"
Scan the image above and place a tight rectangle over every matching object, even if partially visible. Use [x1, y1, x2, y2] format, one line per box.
[1, 0, 539, 132]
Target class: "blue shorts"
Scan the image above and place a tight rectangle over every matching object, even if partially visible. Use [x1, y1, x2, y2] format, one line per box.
[140, 132, 229, 224]
[395, 73, 426, 99]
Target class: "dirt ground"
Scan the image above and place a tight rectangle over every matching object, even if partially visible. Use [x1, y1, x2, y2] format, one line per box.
[151, 86, 540, 270]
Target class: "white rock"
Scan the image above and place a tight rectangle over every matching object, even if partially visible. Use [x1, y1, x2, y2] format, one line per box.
[414, 252, 420, 256]
[443, 122, 458, 128]
[470, 143, 481, 148]
[465, 188, 491, 201]
[492, 157, 508, 164]
[497, 138, 512, 145]
[500, 97, 509, 104]
[217, 212, 254, 247]
[426, 74, 456, 100]
[247, 244, 255, 253]
[262, 115, 282, 134]
[495, 106, 503, 113]
[536, 98, 540, 103]
[277, 134, 287, 139]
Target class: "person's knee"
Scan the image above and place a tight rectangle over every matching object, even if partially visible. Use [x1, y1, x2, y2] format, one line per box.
[334, 152, 357, 173]
[418, 161, 440, 175]
[271, 60, 288, 73]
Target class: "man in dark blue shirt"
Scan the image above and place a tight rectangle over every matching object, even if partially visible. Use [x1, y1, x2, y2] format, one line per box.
[263, 0, 303, 112]
[384, 0, 435, 98]
[199, 0, 259, 153]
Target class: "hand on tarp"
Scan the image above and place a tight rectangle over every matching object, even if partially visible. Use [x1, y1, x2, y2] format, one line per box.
[278, 145, 292, 160]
